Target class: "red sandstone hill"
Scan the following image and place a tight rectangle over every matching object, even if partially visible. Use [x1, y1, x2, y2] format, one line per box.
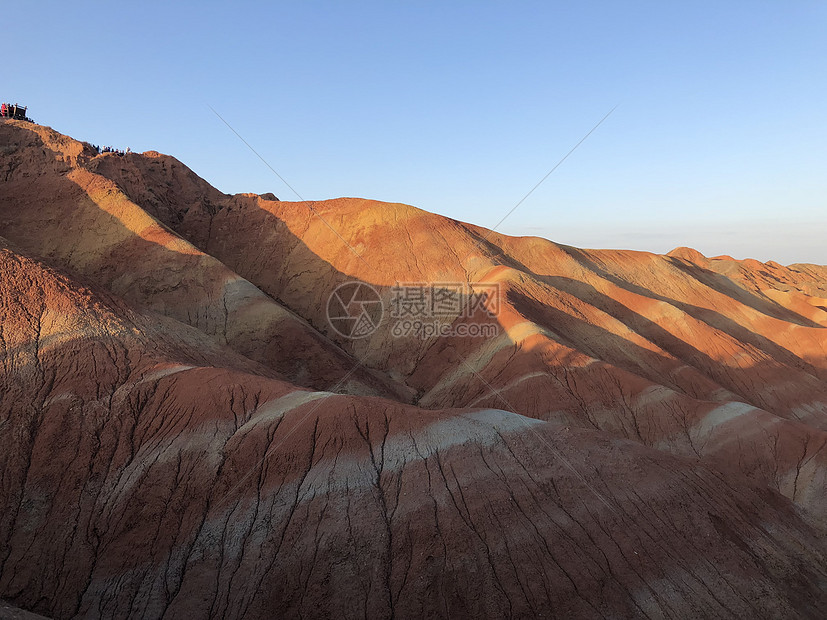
[1, 119, 826, 619]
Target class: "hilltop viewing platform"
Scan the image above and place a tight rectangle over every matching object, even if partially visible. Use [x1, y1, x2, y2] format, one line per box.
[0, 102, 34, 123]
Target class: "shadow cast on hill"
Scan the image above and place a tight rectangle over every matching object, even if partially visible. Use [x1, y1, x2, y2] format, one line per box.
[109, 177, 827, 426]
[11, 118, 822, 429]
[0, 122, 405, 398]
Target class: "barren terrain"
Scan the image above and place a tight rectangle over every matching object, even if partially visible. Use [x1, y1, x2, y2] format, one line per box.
[1, 119, 825, 618]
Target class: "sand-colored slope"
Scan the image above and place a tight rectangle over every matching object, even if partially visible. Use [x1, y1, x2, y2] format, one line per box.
[0, 121, 402, 398]
[3, 120, 827, 618]
[102, 169, 827, 517]
[1, 242, 826, 618]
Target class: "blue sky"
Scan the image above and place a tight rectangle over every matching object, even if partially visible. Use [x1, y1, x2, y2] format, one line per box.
[4, 1, 826, 264]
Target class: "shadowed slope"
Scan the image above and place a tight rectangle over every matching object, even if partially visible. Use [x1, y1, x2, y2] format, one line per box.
[2, 120, 827, 619]
[0, 121, 406, 399]
[95, 164, 827, 518]
[1, 242, 826, 619]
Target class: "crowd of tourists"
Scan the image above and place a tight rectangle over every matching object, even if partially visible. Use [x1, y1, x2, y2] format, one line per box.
[91, 145, 131, 156]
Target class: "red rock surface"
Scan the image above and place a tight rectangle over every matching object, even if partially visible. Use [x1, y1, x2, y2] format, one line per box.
[1, 119, 826, 618]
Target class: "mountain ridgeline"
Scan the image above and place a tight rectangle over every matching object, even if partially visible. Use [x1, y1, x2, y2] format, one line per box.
[1, 119, 826, 619]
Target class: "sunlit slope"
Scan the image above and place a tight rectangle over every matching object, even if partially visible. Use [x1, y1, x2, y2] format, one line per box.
[1, 241, 825, 618]
[2, 119, 827, 619]
[94, 155, 827, 517]
[0, 121, 402, 397]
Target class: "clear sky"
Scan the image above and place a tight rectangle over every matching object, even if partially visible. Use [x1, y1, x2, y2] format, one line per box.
[4, 1, 826, 264]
